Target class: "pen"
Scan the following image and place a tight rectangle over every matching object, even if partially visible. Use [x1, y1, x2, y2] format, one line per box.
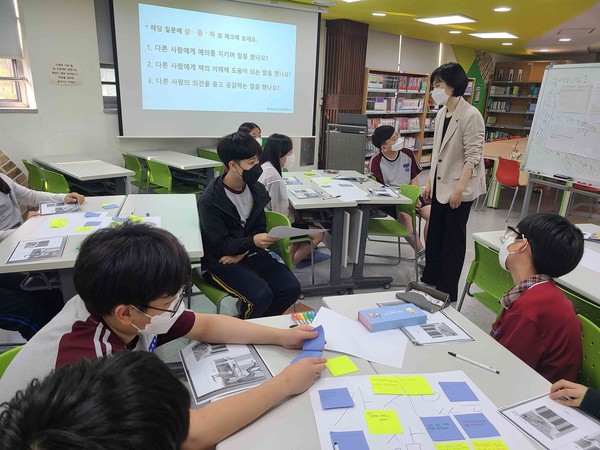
[333, 443, 340, 450]
[448, 352, 500, 374]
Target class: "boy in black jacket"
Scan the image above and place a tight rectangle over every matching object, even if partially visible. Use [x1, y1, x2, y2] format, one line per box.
[198, 132, 300, 319]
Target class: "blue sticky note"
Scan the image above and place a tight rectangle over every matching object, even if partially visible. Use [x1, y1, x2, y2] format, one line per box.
[339, 183, 353, 187]
[439, 382, 479, 402]
[420, 416, 464, 442]
[330, 431, 369, 450]
[84, 221, 102, 227]
[454, 413, 500, 439]
[290, 350, 322, 364]
[111, 217, 127, 223]
[84, 211, 101, 218]
[318, 388, 354, 410]
[303, 325, 325, 352]
[102, 203, 119, 210]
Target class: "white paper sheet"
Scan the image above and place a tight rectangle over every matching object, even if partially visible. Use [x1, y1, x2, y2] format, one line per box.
[29, 215, 114, 239]
[7, 237, 66, 263]
[310, 177, 369, 201]
[401, 310, 474, 345]
[39, 202, 81, 215]
[268, 226, 326, 239]
[312, 307, 407, 368]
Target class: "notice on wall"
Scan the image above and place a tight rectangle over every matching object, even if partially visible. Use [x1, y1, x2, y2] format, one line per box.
[48, 62, 82, 86]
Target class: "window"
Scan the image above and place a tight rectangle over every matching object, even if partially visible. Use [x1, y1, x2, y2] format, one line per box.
[0, 57, 28, 108]
[100, 63, 118, 110]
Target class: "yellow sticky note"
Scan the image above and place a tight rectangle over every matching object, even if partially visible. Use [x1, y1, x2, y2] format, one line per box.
[435, 443, 470, 450]
[75, 226, 94, 232]
[129, 215, 145, 223]
[304, 171, 316, 176]
[370, 376, 404, 395]
[471, 440, 509, 450]
[364, 410, 403, 435]
[50, 218, 68, 228]
[397, 376, 435, 395]
[326, 355, 359, 377]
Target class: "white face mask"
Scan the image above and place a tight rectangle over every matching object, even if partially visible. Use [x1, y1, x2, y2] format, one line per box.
[255, 137, 262, 146]
[390, 141, 403, 152]
[498, 236, 528, 271]
[283, 153, 296, 168]
[431, 87, 450, 106]
[131, 298, 185, 336]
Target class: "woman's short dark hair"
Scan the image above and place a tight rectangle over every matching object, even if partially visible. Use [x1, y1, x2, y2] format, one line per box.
[517, 213, 584, 278]
[430, 62, 468, 97]
[371, 125, 395, 149]
[217, 132, 262, 166]
[73, 222, 190, 316]
[259, 133, 293, 176]
[0, 351, 190, 450]
[238, 122, 261, 134]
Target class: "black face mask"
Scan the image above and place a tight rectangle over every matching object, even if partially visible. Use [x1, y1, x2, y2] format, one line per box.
[237, 163, 263, 185]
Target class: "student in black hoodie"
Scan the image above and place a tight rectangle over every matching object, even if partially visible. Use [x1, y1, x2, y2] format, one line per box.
[198, 132, 300, 319]
[550, 379, 600, 420]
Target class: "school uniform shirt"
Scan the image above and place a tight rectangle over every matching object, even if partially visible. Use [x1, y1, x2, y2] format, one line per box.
[0, 173, 65, 242]
[368, 148, 421, 188]
[0, 295, 195, 403]
[491, 280, 582, 383]
[258, 161, 294, 223]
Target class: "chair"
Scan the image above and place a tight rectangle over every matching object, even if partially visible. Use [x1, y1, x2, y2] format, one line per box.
[457, 240, 514, 318]
[473, 158, 495, 210]
[0, 345, 23, 379]
[561, 288, 600, 328]
[365, 184, 421, 279]
[146, 160, 203, 195]
[122, 153, 145, 190]
[22, 160, 46, 191]
[578, 314, 600, 390]
[481, 157, 542, 222]
[197, 148, 224, 174]
[190, 269, 232, 314]
[39, 168, 71, 194]
[567, 183, 600, 219]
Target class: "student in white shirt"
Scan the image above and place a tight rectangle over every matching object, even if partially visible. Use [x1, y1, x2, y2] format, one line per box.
[238, 122, 262, 146]
[258, 134, 323, 265]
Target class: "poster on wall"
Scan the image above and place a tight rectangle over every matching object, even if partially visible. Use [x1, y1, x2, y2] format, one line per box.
[48, 62, 82, 86]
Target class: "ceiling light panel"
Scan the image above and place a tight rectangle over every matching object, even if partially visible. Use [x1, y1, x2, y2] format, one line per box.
[416, 15, 475, 26]
[469, 32, 518, 39]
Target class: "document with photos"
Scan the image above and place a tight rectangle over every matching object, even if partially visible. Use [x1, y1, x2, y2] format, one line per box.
[7, 237, 67, 263]
[39, 201, 81, 215]
[499, 394, 600, 450]
[289, 188, 321, 199]
[180, 341, 272, 405]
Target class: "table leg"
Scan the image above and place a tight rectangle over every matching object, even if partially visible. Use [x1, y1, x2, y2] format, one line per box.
[114, 177, 127, 195]
[58, 268, 76, 303]
[519, 176, 534, 220]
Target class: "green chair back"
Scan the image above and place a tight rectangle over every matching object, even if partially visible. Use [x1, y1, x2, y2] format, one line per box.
[561, 288, 600, 328]
[0, 346, 23, 379]
[264, 210, 293, 269]
[578, 314, 600, 390]
[367, 184, 420, 238]
[191, 268, 231, 314]
[197, 148, 224, 174]
[147, 160, 173, 192]
[122, 153, 144, 188]
[22, 160, 46, 191]
[396, 184, 421, 229]
[39, 168, 70, 194]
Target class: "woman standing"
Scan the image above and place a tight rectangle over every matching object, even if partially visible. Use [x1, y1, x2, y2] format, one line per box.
[421, 63, 486, 302]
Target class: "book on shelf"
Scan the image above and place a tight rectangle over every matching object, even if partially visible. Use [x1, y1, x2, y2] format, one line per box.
[527, 102, 537, 112]
[528, 85, 540, 96]
[486, 116, 497, 125]
[406, 77, 422, 92]
[396, 97, 423, 111]
[421, 153, 432, 163]
[398, 75, 408, 91]
[422, 136, 434, 146]
[523, 118, 533, 127]
[383, 75, 398, 90]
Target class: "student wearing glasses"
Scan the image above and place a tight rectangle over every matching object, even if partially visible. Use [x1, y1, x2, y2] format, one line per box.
[0, 223, 326, 449]
[490, 213, 584, 383]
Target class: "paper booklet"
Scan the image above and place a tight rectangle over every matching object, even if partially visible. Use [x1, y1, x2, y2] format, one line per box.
[7, 237, 67, 263]
[39, 202, 81, 215]
[283, 176, 303, 186]
[289, 188, 321, 199]
[268, 225, 327, 239]
[179, 341, 272, 405]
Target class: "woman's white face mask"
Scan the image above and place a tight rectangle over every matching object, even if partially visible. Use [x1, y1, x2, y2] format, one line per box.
[431, 87, 450, 106]
[283, 153, 296, 168]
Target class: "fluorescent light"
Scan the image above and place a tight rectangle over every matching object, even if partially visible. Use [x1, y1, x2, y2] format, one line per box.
[469, 32, 518, 39]
[502, 42, 513, 46]
[493, 7, 511, 12]
[449, 30, 462, 34]
[539, 49, 549, 52]
[342, 0, 360, 2]
[416, 15, 475, 25]
[372, 12, 386, 17]
[559, 38, 571, 42]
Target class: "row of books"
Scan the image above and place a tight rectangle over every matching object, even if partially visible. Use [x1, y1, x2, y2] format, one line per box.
[367, 117, 420, 133]
[366, 97, 424, 112]
[486, 116, 532, 127]
[489, 84, 540, 97]
[487, 100, 511, 112]
[422, 136, 434, 147]
[424, 117, 435, 130]
[485, 130, 515, 141]
[367, 74, 427, 92]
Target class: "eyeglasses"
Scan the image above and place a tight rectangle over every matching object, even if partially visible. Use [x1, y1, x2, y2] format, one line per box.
[143, 287, 185, 318]
[501, 226, 525, 242]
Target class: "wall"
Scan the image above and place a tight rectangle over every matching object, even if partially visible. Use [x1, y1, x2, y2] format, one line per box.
[398, 36, 439, 74]
[365, 30, 400, 71]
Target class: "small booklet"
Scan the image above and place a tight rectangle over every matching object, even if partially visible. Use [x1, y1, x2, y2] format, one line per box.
[289, 188, 321, 199]
[283, 176, 303, 186]
[179, 341, 272, 405]
[7, 237, 67, 263]
[39, 202, 81, 215]
[367, 187, 398, 197]
[268, 225, 326, 239]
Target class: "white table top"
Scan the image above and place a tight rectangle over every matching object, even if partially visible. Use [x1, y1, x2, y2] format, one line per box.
[127, 150, 222, 170]
[0, 196, 126, 273]
[119, 194, 203, 261]
[473, 223, 600, 305]
[34, 155, 133, 181]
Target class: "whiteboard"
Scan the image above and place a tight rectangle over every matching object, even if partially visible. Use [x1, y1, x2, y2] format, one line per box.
[523, 63, 600, 186]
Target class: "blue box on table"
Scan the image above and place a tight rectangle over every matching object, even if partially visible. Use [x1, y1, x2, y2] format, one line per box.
[358, 303, 427, 332]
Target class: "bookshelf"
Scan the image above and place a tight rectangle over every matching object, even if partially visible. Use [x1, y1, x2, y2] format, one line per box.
[464, 77, 476, 104]
[363, 68, 431, 168]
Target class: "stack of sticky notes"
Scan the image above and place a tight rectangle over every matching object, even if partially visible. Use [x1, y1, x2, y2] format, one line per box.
[291, 325, 324, 363]
[358, 303, 426, 332]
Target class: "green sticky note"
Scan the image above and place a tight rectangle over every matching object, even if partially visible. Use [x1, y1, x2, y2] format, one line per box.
[369, 376, 404, 395]
[364, 410, 403, 435]
[471, 440, 509, 450]
[304, 171, 316, 176]
[129, 215, 145, 223]
[397, 376, 435, 395]
[435, 442, 471, 450]
[49, 218, 68, 228]
[325, 355, 359, 377]
[75, 226, 94, 232]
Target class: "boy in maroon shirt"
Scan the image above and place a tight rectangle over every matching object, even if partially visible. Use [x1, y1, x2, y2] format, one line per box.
[491, 213, 584, 383]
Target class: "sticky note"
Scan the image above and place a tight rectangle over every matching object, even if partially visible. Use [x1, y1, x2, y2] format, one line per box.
[303, 325, 325, 351]
[470, 439, 509, 450]
[454, 413, 500, 439]
[84, 211, 101, 218]
[290, 350, 322, 364]
[421, 416, 464, 442]
[129, 215, 145, 223]
[326, 355, 359, 377]
[397, 376, 434, 395]
[339, 183, 353, 187]
[370, 376, 404, 395]
[304, 171, 316, 176]
[434, 442, 470, 450]
[83, 221, 101, 227]
[75, 226, 94, 232]
[111, 217, 127, 223]
[49, 218, 68, 228]
[439, 382, 479, 402]
[329, 431, 369, 450]
[318, 387, 354, 410]
[102, 203, 119, 210]
[365, 410, 403, 435]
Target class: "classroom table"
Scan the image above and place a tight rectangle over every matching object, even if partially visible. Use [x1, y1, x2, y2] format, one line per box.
[33, 155, 134, 195]
[473, 223, 600, 306]
[217, 291, 549, 449]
